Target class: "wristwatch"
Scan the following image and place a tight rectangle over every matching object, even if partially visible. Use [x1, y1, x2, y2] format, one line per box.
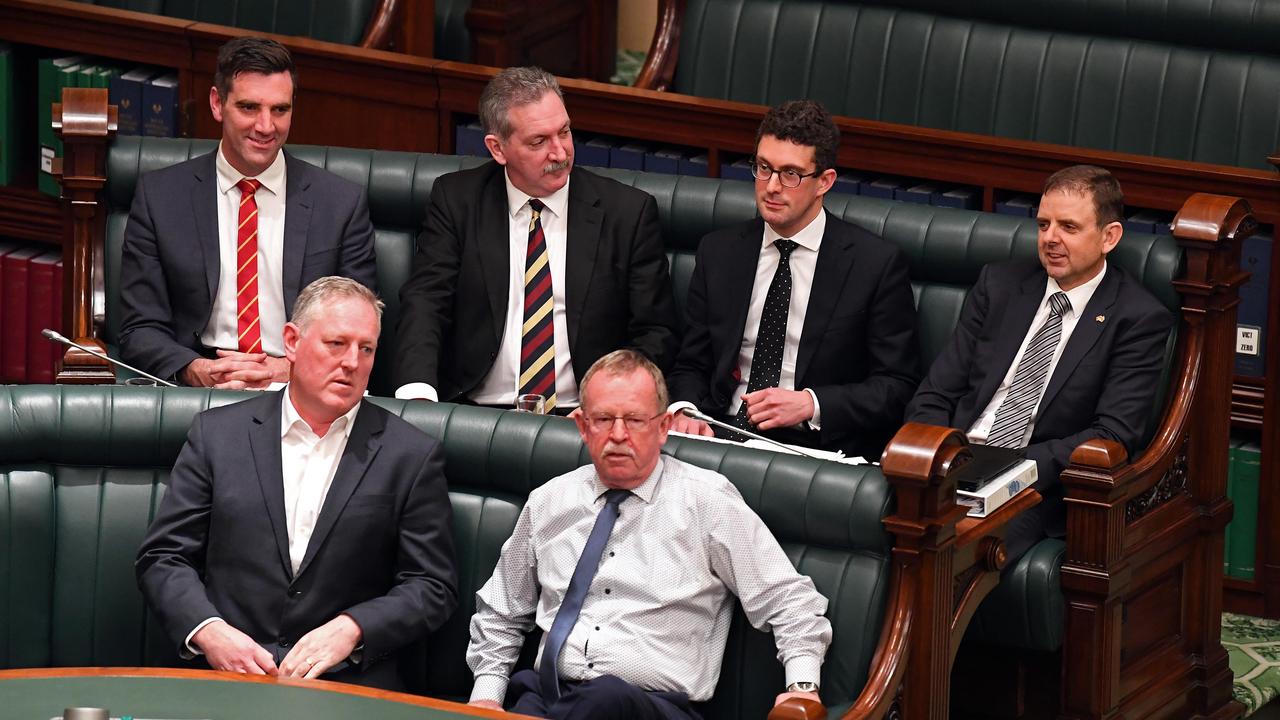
[787, 681, 819, 693]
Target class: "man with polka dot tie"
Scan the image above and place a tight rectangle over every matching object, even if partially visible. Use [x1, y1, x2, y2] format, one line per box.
[667, 100, 921, 460]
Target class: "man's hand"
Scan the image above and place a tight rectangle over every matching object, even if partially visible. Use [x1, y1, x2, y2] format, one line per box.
[279, 614, 363, 679]
[741, 388, 814, 430]
[180, 352, 289, 390]
[469, 700, 504, 711]
[192, 620, 278, 675]
[774, 690, 822, 707]
[669, 412, 714, 437]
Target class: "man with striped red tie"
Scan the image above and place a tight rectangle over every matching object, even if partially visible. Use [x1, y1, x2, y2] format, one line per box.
[393, 67, 678, 413]
[906, 165, 1174, 563]
[119, 37, 377, 388]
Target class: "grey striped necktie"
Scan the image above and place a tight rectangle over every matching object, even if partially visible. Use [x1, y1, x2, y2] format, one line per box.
[985, 291, 1072, 448]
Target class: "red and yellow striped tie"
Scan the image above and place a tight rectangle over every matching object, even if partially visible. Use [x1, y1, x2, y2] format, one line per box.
[519, 199, 556, 411]
[235, 178, 263, 353]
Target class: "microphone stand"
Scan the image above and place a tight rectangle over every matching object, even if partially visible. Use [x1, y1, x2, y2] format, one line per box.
[41, 329, 178, 387]
[668, 401, 830, 460]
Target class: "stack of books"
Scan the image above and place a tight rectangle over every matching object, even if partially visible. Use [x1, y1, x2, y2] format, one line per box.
[0, 240, 63, 383]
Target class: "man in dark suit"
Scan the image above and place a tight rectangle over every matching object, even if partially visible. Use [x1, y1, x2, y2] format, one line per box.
[907, 165, 1174, 561]
[119, 37, 376, 388]
[393, 66, 677, 413]
[667, 100, 920, 459]
[136, 277, 457, 690]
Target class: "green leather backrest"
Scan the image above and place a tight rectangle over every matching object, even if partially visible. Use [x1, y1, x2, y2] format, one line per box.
[0, 385, 891, 715]
[70, 0, 378, 46]
[671, 0, 1280, 170]
[434, 0, 472, 62]
[102, 138, 1182, 404]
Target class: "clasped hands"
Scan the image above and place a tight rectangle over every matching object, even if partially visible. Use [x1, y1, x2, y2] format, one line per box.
[192, 614, 362, 679]
[181, 351, 291, 389]
[669, 388, 815, 436]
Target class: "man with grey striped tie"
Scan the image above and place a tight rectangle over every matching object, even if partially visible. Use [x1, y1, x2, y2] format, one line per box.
[906, 165, 1174, 562]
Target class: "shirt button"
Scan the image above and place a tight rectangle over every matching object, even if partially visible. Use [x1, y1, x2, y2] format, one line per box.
[595, 626, 600, 631]
[588, 663, 594, 669]
[609, 551, 615, 557]
[604, 588, 611, 594]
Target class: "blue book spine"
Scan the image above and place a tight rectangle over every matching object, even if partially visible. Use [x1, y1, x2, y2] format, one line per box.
[1236, 232, 1271, 377]
[899, 183, 937, 205]
[1123, 212, 1156, 235]
[936, 187, 978, 210]
[109, 68, 153, 137]
[609, 142, 646, 170]
[577, 137, 613, 168]
[679, 153, 709, 177]
[454, 121, 486, 157]
[644, 148, 682, 175]
[142, 73, 179, 137]
[720, 158, 754, 182]
[995, 196, 1037, 217]
[862, 178, 903, 200]
[832, 171, 869, 197]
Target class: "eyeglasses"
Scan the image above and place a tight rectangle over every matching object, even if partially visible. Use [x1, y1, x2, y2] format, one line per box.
[751, 159, 822, 188]
[583, 412, 666, 433]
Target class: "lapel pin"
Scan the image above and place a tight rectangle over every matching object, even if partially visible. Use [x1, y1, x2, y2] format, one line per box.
[1095, 315, 1105, 323]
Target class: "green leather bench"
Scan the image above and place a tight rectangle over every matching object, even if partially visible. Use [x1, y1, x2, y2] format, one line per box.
[0, 384, 892, 718]
[82, 136, 1242, 718]
[636, 0, 1280, 170]
[70, 0, 399, 48]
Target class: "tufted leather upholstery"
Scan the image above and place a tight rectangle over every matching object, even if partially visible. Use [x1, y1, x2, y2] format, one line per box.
[98, 137, 1185, 661]
[0, 384, 891, 715]
[433, 0, 472, 62]
[70, 0, 380, 46]
[669, 0, 1280, 170]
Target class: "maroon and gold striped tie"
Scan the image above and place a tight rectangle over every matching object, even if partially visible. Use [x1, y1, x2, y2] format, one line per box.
[519, 199, 556, 410]
[235, 178, 263, 353]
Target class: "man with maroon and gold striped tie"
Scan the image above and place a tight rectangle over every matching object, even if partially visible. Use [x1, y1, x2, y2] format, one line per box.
[394, 67, 678, 412]
[119, 37, 376, 388]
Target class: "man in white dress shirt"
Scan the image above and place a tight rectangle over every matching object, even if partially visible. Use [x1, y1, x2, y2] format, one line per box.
[467, 349, 831, 718]
[136, 277, 456, 690]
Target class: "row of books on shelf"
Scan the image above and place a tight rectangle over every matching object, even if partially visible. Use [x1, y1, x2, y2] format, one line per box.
[0, 240, 64, 384]
[1224, 439, 1263, 581]
[1236, 231, 1271, 378]
[35, 53, 178, 195]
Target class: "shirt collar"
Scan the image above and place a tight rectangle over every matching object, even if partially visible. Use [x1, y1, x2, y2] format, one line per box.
[764, 208, 826, 252]
[280, 385, 360, 441]
[589, 457, 664, 505]
[1046, 260, 1107, 317]
[216, 142, 286, 198]
[504, 169, 570, 220]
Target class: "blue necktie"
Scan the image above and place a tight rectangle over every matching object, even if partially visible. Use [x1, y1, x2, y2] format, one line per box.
[539, 488, 630, 700]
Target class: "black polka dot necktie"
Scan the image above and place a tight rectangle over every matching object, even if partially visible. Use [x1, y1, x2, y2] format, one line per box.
[735, 238, 799, 430]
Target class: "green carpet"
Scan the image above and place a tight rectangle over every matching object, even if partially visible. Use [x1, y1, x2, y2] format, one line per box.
[1225, 612, 1280, 715]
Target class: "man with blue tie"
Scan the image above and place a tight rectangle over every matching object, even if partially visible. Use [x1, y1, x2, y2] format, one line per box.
[466, 349, 831, 718]
[906, 165, 1174, 562]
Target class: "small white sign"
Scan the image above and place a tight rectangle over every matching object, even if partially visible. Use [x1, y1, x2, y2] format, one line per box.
[40, 145, 54, 174]
[1237, 325, 1261, 356]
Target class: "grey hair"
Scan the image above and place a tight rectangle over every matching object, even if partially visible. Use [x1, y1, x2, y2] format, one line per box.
[291, 276, 384, 331]
[478, 66, 564, 140]
[579, 349, 669, 412]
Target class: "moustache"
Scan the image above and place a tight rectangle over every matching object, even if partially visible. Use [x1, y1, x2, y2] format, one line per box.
[602, 442, 634, 458]
[543, 159, 571, 175]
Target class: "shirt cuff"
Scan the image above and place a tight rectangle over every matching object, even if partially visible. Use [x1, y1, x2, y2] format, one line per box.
[395, 382, 438, 401]
[184, 616, 223, 658]
[804, 388, 822, 431]
[783, 654, 823, 689]
[469, 674, 509, 705]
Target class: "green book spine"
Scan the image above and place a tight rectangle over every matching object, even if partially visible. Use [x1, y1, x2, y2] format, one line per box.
[39, 61, 85, 196]
[0, 44, 13, 186]
[1235, 443, 1262, 580]
[1224, 439, 1237, 577]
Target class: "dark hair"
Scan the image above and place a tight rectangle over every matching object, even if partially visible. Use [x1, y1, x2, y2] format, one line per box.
[754, 99, 840, 173]
[213, 36, 297, 100]
[478, 66, 564, 140]
[1042, 165, 1125, 227]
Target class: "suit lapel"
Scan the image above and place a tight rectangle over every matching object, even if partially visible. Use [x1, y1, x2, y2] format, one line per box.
[294, 402, 384, 579]
[192, 155, 220, 314]
[720, 222, 766, 374]
[248, 392, 292, 578]
[564, 171, 603, 351]
[796, 215, 855, 382]
[1040, 266, 1120, 411]
[478, 170, 512, 348]
[281, 154, 313, 317]
[974, 272, 1045, 412]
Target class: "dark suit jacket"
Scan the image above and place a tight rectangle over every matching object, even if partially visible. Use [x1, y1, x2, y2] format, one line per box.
[666, 214, 922, 459]
[392, 162, 678, 401]
[906, 258, 1173, 547]
[118, 150, 378, 381]
[135, 392, 458, 689]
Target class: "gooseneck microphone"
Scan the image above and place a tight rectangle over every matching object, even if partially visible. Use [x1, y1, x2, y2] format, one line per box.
[41, 329, 178, 387]
[667, 400, 829, 460]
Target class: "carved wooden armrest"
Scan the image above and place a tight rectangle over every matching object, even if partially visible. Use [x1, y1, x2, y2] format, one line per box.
[358, 0, 401, 49]
[634, 0, 684, 91]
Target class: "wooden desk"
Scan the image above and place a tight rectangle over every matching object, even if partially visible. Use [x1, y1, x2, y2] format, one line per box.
[0, 667, 533, 719]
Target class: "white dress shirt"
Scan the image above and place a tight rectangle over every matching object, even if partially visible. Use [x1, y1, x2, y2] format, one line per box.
[204, 144, 288, 356]
[396, 171, 578, 406]
[183, 388, 360, 653]
[467, 456, 832, 703]
[731, 211, 826, 427]
[967, 262, 1108, 446]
